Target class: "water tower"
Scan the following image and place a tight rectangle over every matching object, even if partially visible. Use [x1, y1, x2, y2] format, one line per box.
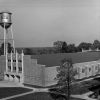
[0, 11, 15, 55]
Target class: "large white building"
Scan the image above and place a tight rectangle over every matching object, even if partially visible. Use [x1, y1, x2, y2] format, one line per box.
[0, 11, 100, 87]
[0, 51, 100, 87]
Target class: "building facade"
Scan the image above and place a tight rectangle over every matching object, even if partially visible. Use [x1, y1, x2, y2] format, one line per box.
[0, 51, 100, 87]
[4, 51, 24, 83]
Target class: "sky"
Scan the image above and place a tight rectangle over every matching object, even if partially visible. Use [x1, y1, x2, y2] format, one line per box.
[0, 0, 100, 47]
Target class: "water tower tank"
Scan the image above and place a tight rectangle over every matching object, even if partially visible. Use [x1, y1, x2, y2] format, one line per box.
[0, 11, 12, 29]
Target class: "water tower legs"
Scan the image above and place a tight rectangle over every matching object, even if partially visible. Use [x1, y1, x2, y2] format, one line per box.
[4, 23, 6, 55]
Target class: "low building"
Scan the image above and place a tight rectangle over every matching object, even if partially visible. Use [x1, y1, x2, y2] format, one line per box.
[0, 51, 100, 87]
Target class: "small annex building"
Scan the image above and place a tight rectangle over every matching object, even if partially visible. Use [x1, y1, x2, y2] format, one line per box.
[0, 51, 100, 87]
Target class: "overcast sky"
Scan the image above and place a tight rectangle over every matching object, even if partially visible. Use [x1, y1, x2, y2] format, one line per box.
[0, 0, 100, 47]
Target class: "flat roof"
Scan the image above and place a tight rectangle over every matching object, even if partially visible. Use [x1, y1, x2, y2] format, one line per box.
[31, 51, 100, 67]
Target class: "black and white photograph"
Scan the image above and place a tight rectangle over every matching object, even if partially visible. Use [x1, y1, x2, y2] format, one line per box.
[0, 0, 100, 100]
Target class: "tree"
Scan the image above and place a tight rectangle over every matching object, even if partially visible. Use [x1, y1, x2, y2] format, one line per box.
[67, 44, 76, 53]
[55, 58, 77, 100]
[78, 42, 92, 51]
[53, 41, 64, 53]
[24, 48, 33, 55]
[61, 42, 67, 53]
[93, 40, 100, 50]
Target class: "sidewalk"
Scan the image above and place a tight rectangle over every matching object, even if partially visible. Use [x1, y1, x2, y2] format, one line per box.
[0, 76, 99, 100]
[0, 86, 48, 100]
[0, 80, 23, 87]
[71, 91, 97, 100]
[0, 75, 99, 88]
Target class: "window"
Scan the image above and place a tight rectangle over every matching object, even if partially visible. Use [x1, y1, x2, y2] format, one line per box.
[18, 67, 22, 72]
[95, 65, 98, 70]
[98, 64, 100, 72]
[8, 66, 11, 69]
[89, 68, 91, 72]
[13, 60, 16, 62]
[8, 66, 11, 72]
[18, 60, 22, 62]
[82, 68, 85, 73]
[13, 66, 16, 72]
[8, 59, 11, 62]
[98, 64, 100, 67]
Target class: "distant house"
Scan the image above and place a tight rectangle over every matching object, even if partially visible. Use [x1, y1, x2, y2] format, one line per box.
[82, 48, 100, 52]
[0, 51, 100, 87]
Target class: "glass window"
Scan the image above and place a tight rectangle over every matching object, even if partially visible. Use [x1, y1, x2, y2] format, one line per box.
[13, 60, 16, 62]
[8, 66, 11, 72]
[95, 65, 98, 70]
[18, 67, 22, 72]
[13, 66, 16, 71]
[82, 68, 85, 73]
[8, 59, 11, 62]
[89, 68, 91, 72]
[8, 66, 11, 69]
[98, 64, 100, 67]
[18, 60, 22, 62]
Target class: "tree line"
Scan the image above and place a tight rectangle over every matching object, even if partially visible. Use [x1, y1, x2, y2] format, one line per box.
[54, 39, 100, 53]
[23, 39, 100, 55]
[0, 39, 100, 55]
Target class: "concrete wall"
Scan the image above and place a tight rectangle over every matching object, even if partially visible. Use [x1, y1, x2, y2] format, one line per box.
[23, 55, 45, 86]
[73, 60, 100, 79]
[44, 60, 100, 86]
[45, 66, 58, 86]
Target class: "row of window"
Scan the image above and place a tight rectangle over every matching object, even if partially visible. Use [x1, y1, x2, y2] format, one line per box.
[8, 59, 22, 62]
[82, 68, 91, 73]
[81, 64, 100, 73]
[8, 66, 22, 72]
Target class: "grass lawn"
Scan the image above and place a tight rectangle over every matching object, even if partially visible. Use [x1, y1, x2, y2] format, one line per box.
[8, 92, 85, 100]
[1, 78, 100, 100]
[68, 79, 100, 95]
[71, 84, 89, 95]
[72, 77, 100, 95]
[0, 87, 32, 99]
[49, 82, 90, 95]
[49, 78, 100, 95]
